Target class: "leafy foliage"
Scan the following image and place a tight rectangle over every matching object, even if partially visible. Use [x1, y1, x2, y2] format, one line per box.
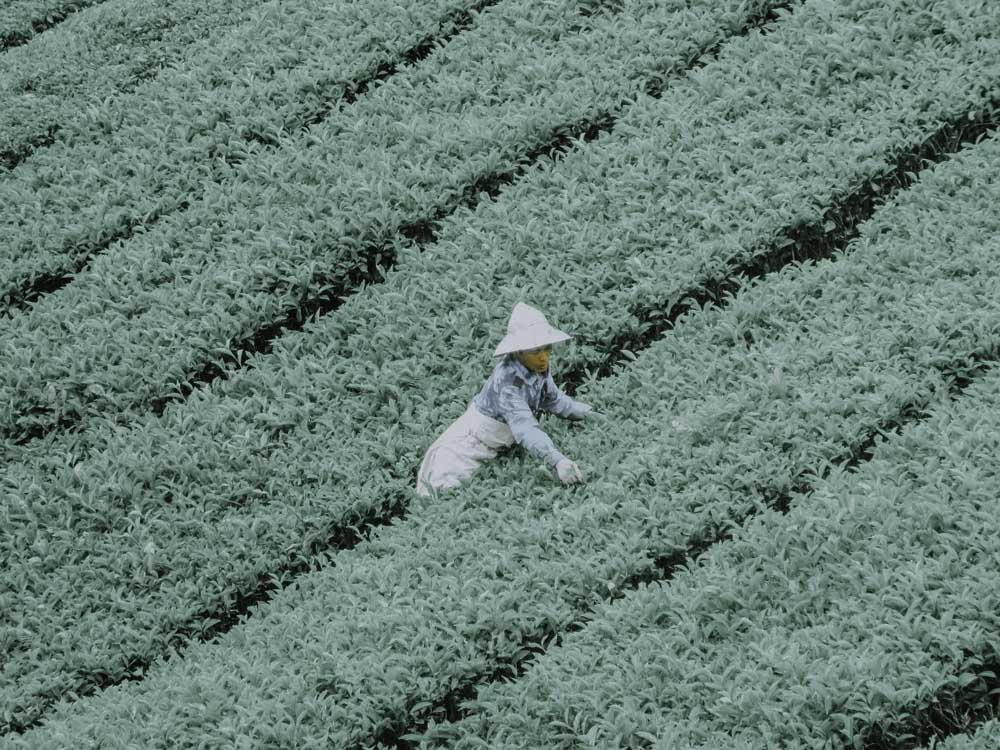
[7, 14, 1000, 747]
[1, 0, 789, 729]
[0, 0, 784, 443]
[4, 0, 1000, 745]
[0, 0, 271, 168]
[0, 0, 485, 296]
[434, 136, 1000, 748]
[926, 721, 1000, 750]
[0, 1, 101, 49]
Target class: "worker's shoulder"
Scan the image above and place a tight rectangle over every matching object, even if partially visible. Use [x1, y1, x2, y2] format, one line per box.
[502, 358, 539, 388]
[493, 362, 531, 393]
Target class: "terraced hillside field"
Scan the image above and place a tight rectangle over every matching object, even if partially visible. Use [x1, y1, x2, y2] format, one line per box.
[2, 0, 999, 747]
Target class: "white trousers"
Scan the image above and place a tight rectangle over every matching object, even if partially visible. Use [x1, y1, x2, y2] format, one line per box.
[415, 402, 515, 496]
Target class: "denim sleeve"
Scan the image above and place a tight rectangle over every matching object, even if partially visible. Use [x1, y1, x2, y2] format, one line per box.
[540, 378, 587, 420]
[497, 383, 566, 468]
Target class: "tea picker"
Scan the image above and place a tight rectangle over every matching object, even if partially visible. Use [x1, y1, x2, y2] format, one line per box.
[416, 302, 605, 497]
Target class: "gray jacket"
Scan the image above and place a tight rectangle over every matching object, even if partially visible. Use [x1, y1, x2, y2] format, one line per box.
[472, 354, 587, 468]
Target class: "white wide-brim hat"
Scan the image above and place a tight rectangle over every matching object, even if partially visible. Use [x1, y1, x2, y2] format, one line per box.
[493, 302, 572, 357]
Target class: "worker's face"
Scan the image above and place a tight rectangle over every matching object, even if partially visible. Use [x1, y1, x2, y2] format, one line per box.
[517, 345, 552, 374]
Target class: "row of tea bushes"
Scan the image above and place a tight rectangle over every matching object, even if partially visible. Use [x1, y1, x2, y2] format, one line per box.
[7, 88, 1000, 748]
[0, 0, 271, 166]
[446, 327, 1000, 749]
[2, 0, 997, 725]
[0, 0, 483, 296]
[0, 0, 786, 441]
[0, 0, 100, 48]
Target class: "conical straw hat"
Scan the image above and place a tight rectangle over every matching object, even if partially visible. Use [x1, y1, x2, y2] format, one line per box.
[493, 302, 571, 357]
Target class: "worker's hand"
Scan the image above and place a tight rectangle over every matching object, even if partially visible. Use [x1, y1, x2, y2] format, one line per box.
[556, 458, 583, 484]
[576, 402, 607, 421]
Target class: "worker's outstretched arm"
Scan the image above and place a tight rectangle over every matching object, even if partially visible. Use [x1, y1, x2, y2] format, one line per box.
[498, 385, 568, 468]
[540, 376, 591, 421]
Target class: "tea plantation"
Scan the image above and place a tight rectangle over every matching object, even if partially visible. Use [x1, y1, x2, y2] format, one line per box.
[1, 0, 999, 747]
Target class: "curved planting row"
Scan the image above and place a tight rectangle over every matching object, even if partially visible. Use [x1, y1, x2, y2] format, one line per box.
[7, 99, 1000, 750]
[0, 0, 786, 444]
[0, 0, 489, 302]
[2, 0, 997, 447]
[0, 0, 272, 169]
[445, 304, 1000, 746]
[0, 0, 101, 50]
[2, 0, 999, 730]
